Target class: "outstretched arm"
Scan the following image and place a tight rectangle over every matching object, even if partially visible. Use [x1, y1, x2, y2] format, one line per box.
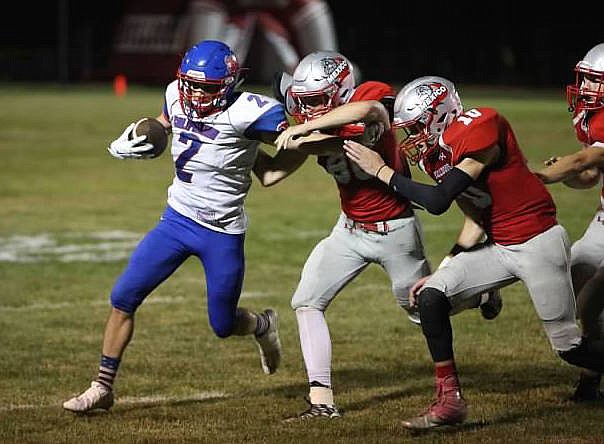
[344, 139, 499, 215]
[251, 130, 309, 186]
[535, 145, 604, 188]
[258, 127, 346, 156]
[275, 100, 390, 151]
[252, 146, 308, 187]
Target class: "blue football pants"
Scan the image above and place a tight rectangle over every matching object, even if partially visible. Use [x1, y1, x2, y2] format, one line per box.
[111, 206, 245, 338]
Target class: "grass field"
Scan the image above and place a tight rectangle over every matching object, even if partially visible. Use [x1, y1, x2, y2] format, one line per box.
[1, 83, 603, 443]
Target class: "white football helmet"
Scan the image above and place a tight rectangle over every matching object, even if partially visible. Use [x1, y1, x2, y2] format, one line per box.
[567, 43, 604, 112]
[289, 51, 355, 123]
[393, 76, 463, 164]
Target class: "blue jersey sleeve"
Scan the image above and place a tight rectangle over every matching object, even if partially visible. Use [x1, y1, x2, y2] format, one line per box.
[244, 103, 288, 140]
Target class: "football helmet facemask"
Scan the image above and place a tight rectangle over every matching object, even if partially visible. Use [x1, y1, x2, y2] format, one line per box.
[393, 76, 463, 164]
[177, 40, 241, 120]
[289, 51, 355, 123]
[567, 43, 604, 113]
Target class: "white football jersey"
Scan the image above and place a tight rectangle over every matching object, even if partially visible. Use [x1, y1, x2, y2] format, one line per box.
[163, 80, 285, 234]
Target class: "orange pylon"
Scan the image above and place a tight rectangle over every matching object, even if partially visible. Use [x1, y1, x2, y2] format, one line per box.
[113, 74, 128, 97]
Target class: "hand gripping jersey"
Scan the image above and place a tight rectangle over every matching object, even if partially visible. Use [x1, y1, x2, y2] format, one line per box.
[572, 108, 604, 207]
[317, 81, 412, 222]
[427, 107, 556, 245]
[163, 80, 287, 234]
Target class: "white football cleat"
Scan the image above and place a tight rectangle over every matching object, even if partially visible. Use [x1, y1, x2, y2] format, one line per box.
[63, 381, 114, 413]
[255, 309, 282, 375]
[284, 398, 342, 422]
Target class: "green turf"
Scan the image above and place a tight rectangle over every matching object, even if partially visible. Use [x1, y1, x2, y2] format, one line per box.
[0, 84, 602, 443]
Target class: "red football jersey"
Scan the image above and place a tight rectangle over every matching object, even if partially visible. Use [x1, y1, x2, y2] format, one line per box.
[572, 109, 604, 202]
[317, 81, 412, 222]
[573, 108, 604, 146]
[436, 107, 557, 245]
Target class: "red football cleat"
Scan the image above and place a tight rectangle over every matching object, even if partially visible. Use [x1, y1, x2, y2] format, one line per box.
[402, 375, 467, 430]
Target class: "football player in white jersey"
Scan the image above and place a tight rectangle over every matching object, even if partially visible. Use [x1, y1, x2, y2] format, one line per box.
[62, 40, 333, 413]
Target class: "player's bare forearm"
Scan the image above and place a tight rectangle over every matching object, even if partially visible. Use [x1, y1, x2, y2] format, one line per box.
[253, 147, 307, 186]
[562, 169, 601, 189]
[290, 132, 345, 155]
[536, 147, 604, 185]
[303, 100, 390, 131]
[275, 100, 390, 151]
[156, 113, 171, 132]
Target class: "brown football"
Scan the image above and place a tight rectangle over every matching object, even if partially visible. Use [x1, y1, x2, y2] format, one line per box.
[131, 117, 169, 158]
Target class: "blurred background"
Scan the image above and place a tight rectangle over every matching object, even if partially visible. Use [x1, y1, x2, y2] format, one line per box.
[2, 0, 602, 88]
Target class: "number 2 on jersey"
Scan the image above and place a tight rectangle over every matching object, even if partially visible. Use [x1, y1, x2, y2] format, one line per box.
[175, 132, 201, 183]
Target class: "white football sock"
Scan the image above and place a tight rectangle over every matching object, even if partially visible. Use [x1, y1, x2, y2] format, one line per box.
[309, 386, 334, 405]
[296, 307, 332, 388]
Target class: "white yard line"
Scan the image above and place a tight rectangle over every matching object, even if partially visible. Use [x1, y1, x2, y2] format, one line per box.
[117, 391, 228, 405]
[0, 231, 141, 263]
[0, 391, 229, 412]
[0, 292, 276, 313]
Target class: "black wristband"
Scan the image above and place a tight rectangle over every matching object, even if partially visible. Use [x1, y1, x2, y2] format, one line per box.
[448, 243, 467, 256]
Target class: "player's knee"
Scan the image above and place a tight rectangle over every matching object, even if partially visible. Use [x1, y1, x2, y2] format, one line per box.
[418, 287, 451, 338]
[545, 319, 582, 352]
[291, 294, 326, 311]
[210, 318, 235, 338]
[294, 306, 320, 316]
[110, 288, 140, 314]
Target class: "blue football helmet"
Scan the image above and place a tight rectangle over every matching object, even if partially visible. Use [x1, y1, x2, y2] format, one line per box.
[177, 40, 241, 119]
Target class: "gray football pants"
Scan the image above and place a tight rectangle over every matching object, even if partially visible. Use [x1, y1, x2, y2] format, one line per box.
[291, 212, 430, 313]
[570, 208, 604, 334]
[424, 224, 581, 352]
[571, 209, 604, 270]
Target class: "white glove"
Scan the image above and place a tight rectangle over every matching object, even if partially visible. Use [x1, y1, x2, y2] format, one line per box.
[107, 123, 155, 160]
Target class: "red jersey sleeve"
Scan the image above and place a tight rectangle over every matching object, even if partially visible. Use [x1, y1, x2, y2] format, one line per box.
[589, 110, 604, 143]
[337, 81, 396, 139]
[445, 108, 500, 164]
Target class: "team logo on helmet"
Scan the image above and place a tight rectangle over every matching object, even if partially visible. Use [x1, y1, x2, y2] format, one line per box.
[414, 83, 448, 111]
[224, 54, 239, 82]
[321, 57, 350, 86]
